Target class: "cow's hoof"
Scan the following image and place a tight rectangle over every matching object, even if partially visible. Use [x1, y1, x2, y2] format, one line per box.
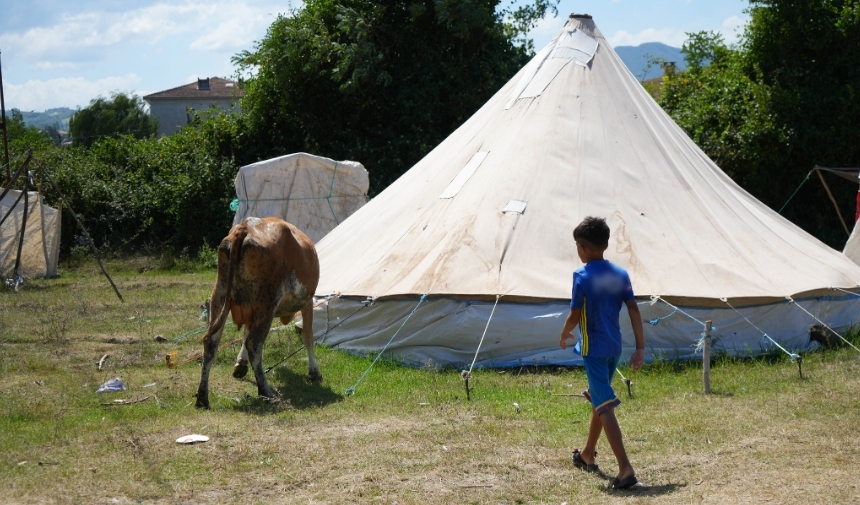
[232, 362, 249, 379]
[195, 394, 210, 410]
[308, 371, 323, 382]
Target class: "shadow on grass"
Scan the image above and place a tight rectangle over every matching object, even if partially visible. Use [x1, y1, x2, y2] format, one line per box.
[604, 482, 686, 496]
[591, 469, 686, 496]
[232, 365, 343, 414]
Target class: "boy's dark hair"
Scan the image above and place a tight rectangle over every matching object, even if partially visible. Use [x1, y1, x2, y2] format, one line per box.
[573, 216, 610, 249]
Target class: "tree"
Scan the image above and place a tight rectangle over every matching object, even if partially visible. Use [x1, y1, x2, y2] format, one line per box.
[234, 0, 558, 194]
[659, 1, 860, 248]
[69, 92, 157, 148]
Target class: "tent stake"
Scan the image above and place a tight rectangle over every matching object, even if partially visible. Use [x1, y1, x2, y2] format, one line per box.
[461, 370, 471, 401]
[796, 355, 803, 379]
[622, 377, 633, 398]
[703, 320, 712, 395]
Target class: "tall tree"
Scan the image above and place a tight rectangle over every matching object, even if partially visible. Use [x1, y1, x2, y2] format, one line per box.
[69, 93, 157, 148]
[234, 0, 558, 194]
[659, 0, 860, 247]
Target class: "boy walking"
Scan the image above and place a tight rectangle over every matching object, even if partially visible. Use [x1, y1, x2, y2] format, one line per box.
[559, 216, 645, 490]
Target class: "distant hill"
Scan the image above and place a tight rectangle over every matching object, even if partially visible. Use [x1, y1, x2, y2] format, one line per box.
[4, 107, 75, 130]
[615, 42, 686, 81]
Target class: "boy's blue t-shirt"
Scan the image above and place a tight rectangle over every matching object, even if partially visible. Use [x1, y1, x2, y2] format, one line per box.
[570, 260, 635, 358]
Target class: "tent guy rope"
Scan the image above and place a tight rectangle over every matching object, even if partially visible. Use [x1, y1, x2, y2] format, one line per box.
[461, 295, 501, 400]
[787, 296, 860, 355]
[650, 296, 708, 328]
[345, 294, 427, 396]
[721, 298, 804, 378]
[830, 286, 860, 299]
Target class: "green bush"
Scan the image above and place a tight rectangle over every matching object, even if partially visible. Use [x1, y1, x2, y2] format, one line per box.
[29, 110, 240, 256]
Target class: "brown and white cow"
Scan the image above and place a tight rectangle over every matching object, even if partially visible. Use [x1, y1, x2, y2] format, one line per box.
[195, 217, 321, 409]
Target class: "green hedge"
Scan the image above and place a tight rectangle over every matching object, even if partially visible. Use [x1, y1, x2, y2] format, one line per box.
[19, 112, 243, 256]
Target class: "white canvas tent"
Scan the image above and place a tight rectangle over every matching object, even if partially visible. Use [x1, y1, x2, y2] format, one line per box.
[1, 188, 61, 279]
[845, 222, 860, 266]
[232, 153, 369, 243]
[310, 15, 860, 368]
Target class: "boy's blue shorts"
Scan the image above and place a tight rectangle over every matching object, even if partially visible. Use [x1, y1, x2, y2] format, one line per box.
[582, 354, 621, 415]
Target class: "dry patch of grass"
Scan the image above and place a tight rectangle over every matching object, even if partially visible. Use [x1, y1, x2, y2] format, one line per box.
[1, 258, 860, 504]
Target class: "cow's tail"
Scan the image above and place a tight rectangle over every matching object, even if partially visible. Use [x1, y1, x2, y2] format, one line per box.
[201, 225, 249, 344]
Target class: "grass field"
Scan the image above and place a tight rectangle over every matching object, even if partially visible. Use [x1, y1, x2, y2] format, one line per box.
[2, 258, 860, 504]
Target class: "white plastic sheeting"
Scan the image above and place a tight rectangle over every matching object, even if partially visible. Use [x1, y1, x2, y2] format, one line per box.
[312, 294, 858, 368]
[0, 189, 61, 279]
[232, 153, 369, 243]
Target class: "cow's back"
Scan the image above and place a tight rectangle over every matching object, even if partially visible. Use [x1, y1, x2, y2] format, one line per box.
[235, 217, 319, 317]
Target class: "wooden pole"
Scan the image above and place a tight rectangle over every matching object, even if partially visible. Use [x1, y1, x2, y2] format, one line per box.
[32, 159, 124, 302]
[0, 51, 11, 186]
[815, 169, 851, 236]
[703, 320, 712, 395]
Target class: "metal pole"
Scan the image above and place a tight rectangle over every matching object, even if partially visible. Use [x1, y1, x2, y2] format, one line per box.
[0, 50, 10, 186]
[703, 320, 712, 395]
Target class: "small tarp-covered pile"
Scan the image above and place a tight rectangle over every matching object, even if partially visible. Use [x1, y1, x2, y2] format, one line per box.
[0, 189, 61, 279]
[232, 153, 369, 243]
[310, 15, 860, 368]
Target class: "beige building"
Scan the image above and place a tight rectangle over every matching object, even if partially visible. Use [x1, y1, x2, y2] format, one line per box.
[143, 77, 243, 136]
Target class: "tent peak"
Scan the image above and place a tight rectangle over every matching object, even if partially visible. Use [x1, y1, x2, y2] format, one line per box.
[569, 13, 592, 20]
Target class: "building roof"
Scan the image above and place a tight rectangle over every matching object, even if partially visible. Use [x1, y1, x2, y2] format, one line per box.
[143, 77, 244, 100]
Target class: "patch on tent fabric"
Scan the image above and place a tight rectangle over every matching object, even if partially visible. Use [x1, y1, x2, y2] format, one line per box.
[504, 28, 597, 110]
[550, 28, 598, 66]
[438, 151, 489, 199]
[501, 200, 527, 214]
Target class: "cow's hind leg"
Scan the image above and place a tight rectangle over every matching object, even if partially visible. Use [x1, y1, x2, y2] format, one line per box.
[301, 302, 322, 382]
[195, 300, 226, 409]
[233, 325, 251, 379]
[245, 315, 276, 399]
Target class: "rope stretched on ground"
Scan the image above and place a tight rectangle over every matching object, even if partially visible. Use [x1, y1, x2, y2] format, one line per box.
[345, 294, 427, 396]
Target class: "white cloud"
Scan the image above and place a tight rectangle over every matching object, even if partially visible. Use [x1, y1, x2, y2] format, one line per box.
[0, 1, 283, 67]
[2, 74, 143, 110]
[190, 5, 275, 52]
[720, 15, 747, 45]
[31, 61, 82, 71]
[608, 28, 688, 48]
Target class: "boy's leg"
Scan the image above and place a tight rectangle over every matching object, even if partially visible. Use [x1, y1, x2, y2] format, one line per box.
[580, 408, 602, 465]
[599, 407, 635, 481]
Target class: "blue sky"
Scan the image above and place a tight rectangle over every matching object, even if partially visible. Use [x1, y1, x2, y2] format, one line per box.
[0, 0, 749, 112]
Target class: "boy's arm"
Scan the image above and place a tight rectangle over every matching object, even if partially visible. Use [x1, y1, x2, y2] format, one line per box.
[625, 299, 645, 371]
[559, 307, 581, 350]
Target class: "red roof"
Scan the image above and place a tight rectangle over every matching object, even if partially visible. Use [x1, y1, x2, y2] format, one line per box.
[143, 77, 244, 100]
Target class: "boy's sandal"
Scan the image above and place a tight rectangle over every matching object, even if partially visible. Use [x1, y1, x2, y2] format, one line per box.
[571, 449, 599, 473]
[611, 474, 639, 490]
